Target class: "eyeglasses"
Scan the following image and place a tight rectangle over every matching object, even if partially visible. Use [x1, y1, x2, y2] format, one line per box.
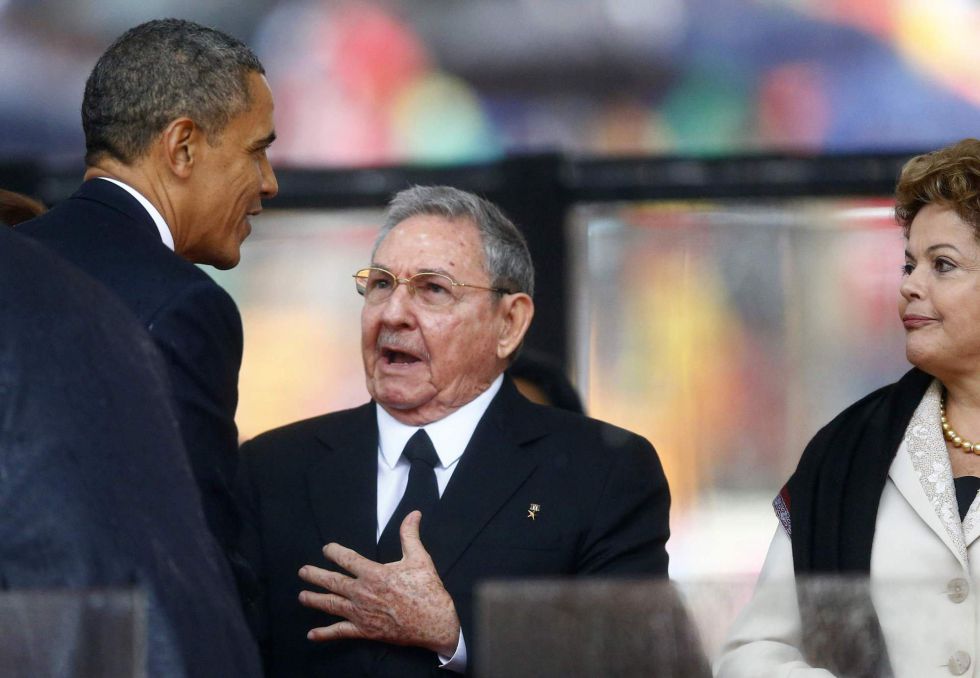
[353, 267, 512, 307]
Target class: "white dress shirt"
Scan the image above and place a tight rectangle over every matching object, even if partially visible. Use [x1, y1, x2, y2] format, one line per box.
[373, 373, 503, 673]
[97, 177, 175, 251]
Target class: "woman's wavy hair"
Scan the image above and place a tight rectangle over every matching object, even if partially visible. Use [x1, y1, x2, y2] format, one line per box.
[895, 138, 980, 238]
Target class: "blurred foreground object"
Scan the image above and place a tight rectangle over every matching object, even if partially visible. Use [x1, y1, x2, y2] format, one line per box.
[477, 579, 710, 678]
[0, 590, 144, 678]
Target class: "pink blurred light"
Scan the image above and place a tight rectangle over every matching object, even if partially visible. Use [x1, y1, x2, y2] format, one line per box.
[756, 62, 830, 150]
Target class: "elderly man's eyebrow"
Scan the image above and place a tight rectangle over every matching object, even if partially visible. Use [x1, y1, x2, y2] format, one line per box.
[416, 267, 455, 277]
[369, 265, 456, 278]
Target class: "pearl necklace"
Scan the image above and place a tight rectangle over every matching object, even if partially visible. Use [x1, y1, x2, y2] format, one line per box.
[940, 390, 980, 454]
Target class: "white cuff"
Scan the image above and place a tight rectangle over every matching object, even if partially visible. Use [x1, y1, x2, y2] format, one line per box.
[437, 627, 467, 673]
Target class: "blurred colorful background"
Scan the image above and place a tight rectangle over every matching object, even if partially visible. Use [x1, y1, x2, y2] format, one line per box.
[3, 0, 980, 166]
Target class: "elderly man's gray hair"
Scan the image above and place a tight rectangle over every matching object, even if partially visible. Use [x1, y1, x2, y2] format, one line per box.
[82, 18, 264, 166]
[374, 186, 535, 298]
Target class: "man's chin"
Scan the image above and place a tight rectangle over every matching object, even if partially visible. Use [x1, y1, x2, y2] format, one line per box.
[183, 240, 241, 269]
[211, 256, 240, 270]
[374, 390, 445, 426]
[376, 394, 425, 413]
[208, 244, 243, 270]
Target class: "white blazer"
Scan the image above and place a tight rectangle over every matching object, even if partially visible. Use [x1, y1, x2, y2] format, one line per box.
[717, 381, 980, 678]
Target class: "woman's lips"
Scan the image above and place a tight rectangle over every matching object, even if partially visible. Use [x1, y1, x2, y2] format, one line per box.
[903, 314, 936, 329]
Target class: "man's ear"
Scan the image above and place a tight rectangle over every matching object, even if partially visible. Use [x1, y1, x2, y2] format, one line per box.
[496, 293, 534, 360]
[160, 117, 199, 179]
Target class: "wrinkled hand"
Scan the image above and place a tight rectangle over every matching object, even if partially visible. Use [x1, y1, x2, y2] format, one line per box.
[298, 510, 460, 657]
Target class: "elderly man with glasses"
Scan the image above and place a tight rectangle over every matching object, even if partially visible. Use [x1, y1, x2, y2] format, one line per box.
[237, 185, 671, 677]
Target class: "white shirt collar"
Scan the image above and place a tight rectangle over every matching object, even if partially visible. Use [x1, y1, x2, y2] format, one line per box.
[376, 374, 505, 470]
[97, 177, 175, 251]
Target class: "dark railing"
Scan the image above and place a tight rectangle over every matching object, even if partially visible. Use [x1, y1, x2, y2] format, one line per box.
[0, 150, 920, 365]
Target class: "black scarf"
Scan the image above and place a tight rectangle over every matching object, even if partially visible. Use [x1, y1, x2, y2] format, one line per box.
[779, 368, 932, 677]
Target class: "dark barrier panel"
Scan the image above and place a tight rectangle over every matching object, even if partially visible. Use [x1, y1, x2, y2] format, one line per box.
[476, 579, 710, 678]
[0, 589, 145, 678]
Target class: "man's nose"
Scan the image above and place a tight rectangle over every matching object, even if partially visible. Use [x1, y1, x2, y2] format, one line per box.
[260, 157, 278, 199]
[378, 281, 416, 325]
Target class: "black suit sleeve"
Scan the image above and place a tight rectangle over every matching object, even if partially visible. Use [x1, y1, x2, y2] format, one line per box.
[147, 280, 244, 560]
[576, 432, 670, 576]
[236, 438, 272, 658]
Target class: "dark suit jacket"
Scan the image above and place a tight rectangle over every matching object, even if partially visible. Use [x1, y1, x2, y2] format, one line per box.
[0, 227, 261, 677]
[238, 377, 670, 677]
[18, 179, 245, 574]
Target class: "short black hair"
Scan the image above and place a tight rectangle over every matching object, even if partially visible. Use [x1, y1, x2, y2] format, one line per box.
[82, 18, 264, 166]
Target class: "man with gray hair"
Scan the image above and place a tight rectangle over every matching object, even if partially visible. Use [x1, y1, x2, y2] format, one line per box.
[19, 18, 278, 592]
[238, 186, 670, 676]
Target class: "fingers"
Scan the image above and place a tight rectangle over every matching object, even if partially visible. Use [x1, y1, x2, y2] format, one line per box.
[307, 620, 364, 643]
[298, 590, 355, 617]
[399, 510, 432, 562]
[299, 565, 355, 597]
[323, 542, 377, 576]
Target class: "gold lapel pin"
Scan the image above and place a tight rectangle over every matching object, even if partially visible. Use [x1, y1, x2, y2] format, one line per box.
[527, 503, 541, 520]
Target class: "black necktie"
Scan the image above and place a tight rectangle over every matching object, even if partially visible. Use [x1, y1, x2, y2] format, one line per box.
[377, 429, 440, 563]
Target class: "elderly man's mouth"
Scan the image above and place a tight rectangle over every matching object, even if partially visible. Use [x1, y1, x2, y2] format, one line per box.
[383, 349, 422, 365]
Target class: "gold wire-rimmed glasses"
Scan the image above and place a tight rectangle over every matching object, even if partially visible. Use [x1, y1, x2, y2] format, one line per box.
[353, 267, 511, 307]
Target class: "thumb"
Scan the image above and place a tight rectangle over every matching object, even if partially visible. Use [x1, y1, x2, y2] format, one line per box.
[399, 510, 428, 561]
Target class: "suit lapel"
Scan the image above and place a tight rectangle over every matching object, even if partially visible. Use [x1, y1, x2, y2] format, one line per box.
[423, 379, 542, 577]
[306, 404, 380, 562]
[890, 380, 967, 567]
[963, 498, 980, 548]
[889, 441, 966, 565]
